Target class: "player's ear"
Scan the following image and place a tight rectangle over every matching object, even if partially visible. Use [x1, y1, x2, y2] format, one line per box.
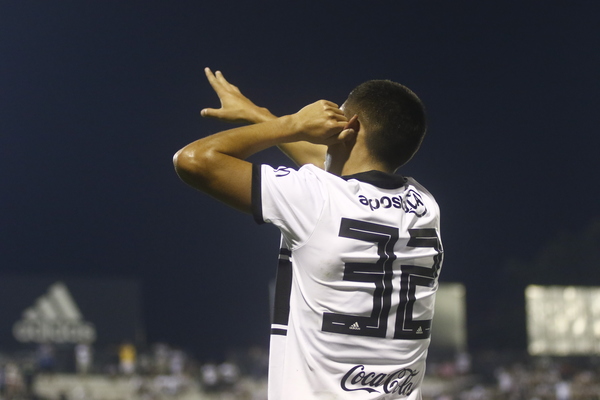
[345, 114, 360, 133]
[337, 115, 359, 145]
[344, 115, 360, 133]
[337, 128, 357, 144]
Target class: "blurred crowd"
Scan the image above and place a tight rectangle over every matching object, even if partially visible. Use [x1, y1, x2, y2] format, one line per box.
[2, 344, 600, 400]
[0, 342, 268, 400]
[425, 352, 600, 400]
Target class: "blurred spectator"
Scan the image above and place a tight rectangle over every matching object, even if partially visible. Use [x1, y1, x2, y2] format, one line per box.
[456, 352, 471, 375]
[152, 343, 169, 375]
[555, 380, 571, 400]
[4, 362, 25, 398]
[247, 346, 269, 380]
[169, 348, 185, 376]
[218, 360, 240, 388]
[36, 344, 55, 373]
[200, 362, 219, 392]
[119, 342, 136, 375]
[495, 367, 513, 395]
[75, 344, 92, 374]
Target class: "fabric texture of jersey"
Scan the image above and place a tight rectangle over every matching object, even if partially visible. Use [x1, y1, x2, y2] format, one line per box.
[252, 163, 443, 400]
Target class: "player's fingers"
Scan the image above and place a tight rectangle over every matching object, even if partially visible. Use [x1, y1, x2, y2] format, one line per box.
[204, 67, 223, 92]
[215, 70, 227, 83]
[321, 100, 340, 109]
[200, 107, 220, 118]
[337, 129, 357, 146]
[337, 128, 357, 143]
[321, 128, 355, 146]
[215, 70, 242, 94]
[334, 112, 348, 122]
[204, 67, 216, 82]
[215, 70, 233, 88]
[343, 114, 359, 129]
[323, 101, 348, 120]
[328, 110, 348, 123]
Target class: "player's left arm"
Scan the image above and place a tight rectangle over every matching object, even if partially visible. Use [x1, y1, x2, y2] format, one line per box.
[173, 100, 354, 213]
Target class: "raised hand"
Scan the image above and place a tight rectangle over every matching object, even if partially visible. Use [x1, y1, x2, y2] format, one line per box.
[291, 100, 355, 146]
[201, 68, 275, 124]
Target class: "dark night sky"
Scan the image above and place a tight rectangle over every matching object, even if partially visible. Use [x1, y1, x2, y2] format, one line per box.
[2, 1, 599, 360]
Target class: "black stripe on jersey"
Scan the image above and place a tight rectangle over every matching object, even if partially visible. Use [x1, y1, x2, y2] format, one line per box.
[271, 247, 292, 336]
[271, 328, 287, 336]
[251, 164, 265, 225]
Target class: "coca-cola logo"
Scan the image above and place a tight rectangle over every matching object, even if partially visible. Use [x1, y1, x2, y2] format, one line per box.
[340, 364, 419, 396]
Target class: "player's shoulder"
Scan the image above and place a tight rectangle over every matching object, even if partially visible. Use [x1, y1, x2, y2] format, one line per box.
[284, 163, 342, 186]
[298, 163, 332, 177]
[260, 164, 334, 187]
[262, 163, 324, 176]
[405, 177, 436, 200]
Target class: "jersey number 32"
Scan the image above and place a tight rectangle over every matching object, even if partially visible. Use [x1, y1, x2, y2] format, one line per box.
[322, 218, 443, 340]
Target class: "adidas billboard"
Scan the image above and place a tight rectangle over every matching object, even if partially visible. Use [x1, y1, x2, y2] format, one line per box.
[13, 282, 97, 344]
[0, 277, 143, 349]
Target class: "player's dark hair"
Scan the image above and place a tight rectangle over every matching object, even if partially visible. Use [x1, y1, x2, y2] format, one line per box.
[344, 80, 427, 170]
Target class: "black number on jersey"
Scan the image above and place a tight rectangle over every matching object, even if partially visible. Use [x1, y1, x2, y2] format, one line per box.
[321, 218, 442, 340]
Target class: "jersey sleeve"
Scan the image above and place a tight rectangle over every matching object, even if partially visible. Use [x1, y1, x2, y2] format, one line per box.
[252, 164, 327, 248]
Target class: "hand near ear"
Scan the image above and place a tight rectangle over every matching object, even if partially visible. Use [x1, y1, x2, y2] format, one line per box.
[292, 100, 356, 145]
[324, 115, 359, 175]
[337, 114, 359, 144]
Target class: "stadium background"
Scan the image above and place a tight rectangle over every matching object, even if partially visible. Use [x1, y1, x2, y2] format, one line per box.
[1, 0, 599, 398]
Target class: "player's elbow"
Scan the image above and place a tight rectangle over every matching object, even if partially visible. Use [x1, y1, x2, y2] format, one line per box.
[173, 145, 216, 190]
[173, 147, 193, 175]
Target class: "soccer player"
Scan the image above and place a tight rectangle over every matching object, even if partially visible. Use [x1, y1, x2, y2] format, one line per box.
[174, 68, 444, 400]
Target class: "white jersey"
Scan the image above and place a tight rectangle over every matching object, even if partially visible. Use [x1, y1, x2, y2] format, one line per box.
[252, 164, 443, 400]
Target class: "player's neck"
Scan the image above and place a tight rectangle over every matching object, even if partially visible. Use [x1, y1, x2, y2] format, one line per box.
[340, 157, 392, 176]
[325, 130, 393, 176]
[326, 149, 391, 176]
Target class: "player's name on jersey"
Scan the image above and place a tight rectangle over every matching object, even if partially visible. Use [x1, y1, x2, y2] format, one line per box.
[357, 188, 427, 216]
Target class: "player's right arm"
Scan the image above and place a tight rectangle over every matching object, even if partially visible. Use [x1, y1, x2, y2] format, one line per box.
[173, 99, 353, 213]
[200, 68, 327, 168]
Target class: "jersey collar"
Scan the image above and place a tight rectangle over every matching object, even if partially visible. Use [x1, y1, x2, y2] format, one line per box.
[341, 170, 407, 189]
